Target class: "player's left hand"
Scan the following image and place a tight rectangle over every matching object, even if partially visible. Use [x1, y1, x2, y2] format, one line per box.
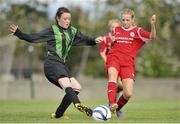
[95, 36, 103, 43]
[151, 14, 156, 25]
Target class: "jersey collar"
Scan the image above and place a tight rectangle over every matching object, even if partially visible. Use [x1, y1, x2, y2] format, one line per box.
[121, 26, 137, 31]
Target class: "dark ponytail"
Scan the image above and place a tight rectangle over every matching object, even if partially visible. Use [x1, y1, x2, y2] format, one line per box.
[55, 7, 70, 24]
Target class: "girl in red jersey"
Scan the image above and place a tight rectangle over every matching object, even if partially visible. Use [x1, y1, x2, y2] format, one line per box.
[99, 19, 124, 117]
[106, 8, 156, 115]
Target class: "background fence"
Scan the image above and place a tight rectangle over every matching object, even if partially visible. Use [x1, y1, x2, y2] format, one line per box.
[1, 76, 180, 100]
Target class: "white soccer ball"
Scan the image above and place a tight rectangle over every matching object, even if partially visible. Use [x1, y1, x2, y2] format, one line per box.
[92, 105, 111, 121]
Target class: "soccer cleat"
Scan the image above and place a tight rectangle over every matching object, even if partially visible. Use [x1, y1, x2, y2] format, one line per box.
[51, 113, 69, 119]
[109, 103, 118, 114]
[51, 113, 56, 119]
[116, 110, 124, 118]
[74, 103, 93, 117]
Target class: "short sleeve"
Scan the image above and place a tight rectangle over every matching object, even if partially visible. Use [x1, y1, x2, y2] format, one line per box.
[138, 28, 151, 42]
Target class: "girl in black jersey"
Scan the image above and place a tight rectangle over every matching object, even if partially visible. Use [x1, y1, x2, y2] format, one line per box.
[9, 7, 103, 118]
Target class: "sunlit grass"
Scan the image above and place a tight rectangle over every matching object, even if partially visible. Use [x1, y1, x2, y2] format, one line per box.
[0, 99, 180, 123]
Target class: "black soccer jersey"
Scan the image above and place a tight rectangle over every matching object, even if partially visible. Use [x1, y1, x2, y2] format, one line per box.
[14, 24, 96, 63]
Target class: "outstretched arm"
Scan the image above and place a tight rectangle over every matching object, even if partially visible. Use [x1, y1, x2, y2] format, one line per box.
[9, 24, 52, 43]
[149, 15, 156, 39]
[73, 30, 103, 46]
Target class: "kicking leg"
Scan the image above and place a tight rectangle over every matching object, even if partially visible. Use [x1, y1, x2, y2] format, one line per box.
[58, 77, 92, 117]
[54, 77, 81, 118]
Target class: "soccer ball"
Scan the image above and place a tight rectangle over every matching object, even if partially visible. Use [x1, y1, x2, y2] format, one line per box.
[92, 105, 111, 121]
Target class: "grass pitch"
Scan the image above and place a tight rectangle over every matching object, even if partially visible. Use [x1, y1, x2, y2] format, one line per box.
[0, 99, 180, 123]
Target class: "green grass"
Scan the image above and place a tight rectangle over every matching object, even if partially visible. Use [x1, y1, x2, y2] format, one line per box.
[0, 99, 180, 123]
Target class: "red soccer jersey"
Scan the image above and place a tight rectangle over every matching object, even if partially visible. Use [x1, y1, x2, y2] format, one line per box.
[109, 26, 151, 58]
[99, 33, 112, 55]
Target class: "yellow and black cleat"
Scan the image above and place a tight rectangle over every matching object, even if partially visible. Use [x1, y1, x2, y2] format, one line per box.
[74, 103, 93, 117]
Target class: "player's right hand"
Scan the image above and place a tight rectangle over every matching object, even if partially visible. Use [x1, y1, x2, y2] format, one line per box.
[9, 24, 18, 33]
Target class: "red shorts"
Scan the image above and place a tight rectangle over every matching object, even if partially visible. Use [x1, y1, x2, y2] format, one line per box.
[106, 53, 135, 80]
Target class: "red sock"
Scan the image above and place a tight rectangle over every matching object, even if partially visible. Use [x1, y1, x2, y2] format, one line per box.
[107, 82, 117, 104]
[116, 95, 128, 111]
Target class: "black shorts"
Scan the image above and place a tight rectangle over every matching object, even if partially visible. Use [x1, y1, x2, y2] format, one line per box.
[44, 55, 71, 88]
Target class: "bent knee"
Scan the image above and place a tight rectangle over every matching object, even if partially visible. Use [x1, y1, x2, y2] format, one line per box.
[73, 85, 81, 91]
[123, 92, 133, 99]
[70, 77, 82, 90]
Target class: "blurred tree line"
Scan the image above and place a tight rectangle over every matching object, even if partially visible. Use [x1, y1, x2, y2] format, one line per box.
[0, 0, 179, 78]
